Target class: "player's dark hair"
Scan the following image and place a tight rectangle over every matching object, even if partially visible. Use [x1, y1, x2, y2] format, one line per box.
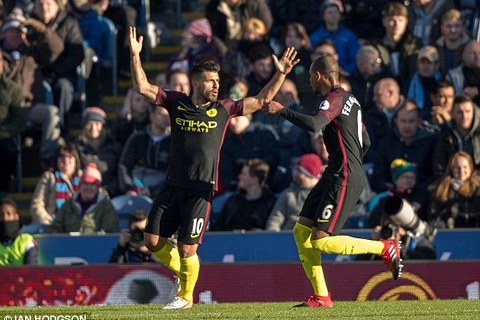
[311, 54, 339, 79]
[191, 58, 221, 78]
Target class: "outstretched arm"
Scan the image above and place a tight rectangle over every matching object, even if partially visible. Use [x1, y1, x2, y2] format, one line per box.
[263, 100, 329, 133]
[129, 27, 158, 103]
[242, 47, 299, 115]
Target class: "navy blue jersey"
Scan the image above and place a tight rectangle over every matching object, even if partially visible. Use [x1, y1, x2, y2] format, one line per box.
[155, 88, 244, 190]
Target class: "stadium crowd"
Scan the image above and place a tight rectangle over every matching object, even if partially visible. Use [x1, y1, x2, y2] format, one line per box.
[1, 0, 480, 267]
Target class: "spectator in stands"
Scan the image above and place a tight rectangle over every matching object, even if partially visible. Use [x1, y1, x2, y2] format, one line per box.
[167, 69, 191, 96]
[108, 210, 155, 263]
[371, 1, 422, 87]
[1, 8, 63, 164]
[227, 76, 249, 100]
[372, 101, 437, 194]
[31, 0, 85, 134]
[254, 78, 307, 191]
[100, 0, 138, 77]
[349, 45, 388, 109]
[49, 162, 119, 234]
[446, 39, 480, 105]
[296, 40, 339, 112]
[29, 144, 82, 234]
[112, 88, 151, 145]
[118, 106, 170, 197]
[428, 151, 480, 228]
[266, 153, 322, 231]
[169, 18, 222, 73]
[211, 158, 276, 231]
[0, 198, 37, 265]
[223, 17, 270, 79]
[245, 43, 274, 96]
[280, 23, 311, 82]
[75, 107, 122, 197]
[309, 0, 359, 75]
[407, 0, 455, 46]
[406, 45, 442, 120]
[430, 79, 455, 127]
[368, 158, 428, 226]
[291, 131, 329, 166]
[434, 8, 471, 76]
[220, 114, 279, 192]
[433, 94, 480, 177]
[0, 51, 27, 195]
[364, 77, 405, 166]
[205, 0, 273, 49]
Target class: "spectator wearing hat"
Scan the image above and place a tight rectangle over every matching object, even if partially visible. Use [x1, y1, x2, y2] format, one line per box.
[309, 0, 359, 75]
[74, 106, 122, 197]
[1, 7, 64, 164]
[211, 158, 277, 231]
[266, 154, 322, 231]
[368, 158, 428, 226]
[372, 101, 437, 195]
[405, 45, 442, 120]
[169, 18, 223, 73]
[369, 1, 422, 88]
[49, 162, 119, 234]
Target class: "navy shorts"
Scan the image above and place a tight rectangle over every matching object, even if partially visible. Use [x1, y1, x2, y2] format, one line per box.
[300, 175, 364, 235]
[145, 184, 213, 244]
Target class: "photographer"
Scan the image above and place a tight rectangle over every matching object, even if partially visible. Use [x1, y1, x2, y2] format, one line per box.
[361, 159, 436, 260]
[108, 210, 155, 263]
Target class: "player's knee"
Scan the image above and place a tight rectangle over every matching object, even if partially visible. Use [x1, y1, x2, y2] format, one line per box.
[144, 233, 163, 252]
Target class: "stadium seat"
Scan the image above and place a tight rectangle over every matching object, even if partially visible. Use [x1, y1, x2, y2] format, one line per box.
[111, 194, 153, 229]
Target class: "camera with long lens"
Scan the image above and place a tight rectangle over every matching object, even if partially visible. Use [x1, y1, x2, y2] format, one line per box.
[383, 196, 435, 239]
[129, 229, 144, 243]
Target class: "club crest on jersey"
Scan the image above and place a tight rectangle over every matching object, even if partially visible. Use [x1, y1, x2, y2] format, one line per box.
[318, 100, 330, 111]
[206, 108, 217, 117]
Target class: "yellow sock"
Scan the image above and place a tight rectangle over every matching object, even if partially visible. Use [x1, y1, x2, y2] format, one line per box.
[311, 235, 384, 255]
[153, 240, 181, 274]
[178, 253, 200, 302]
[293, 223, 329, 297]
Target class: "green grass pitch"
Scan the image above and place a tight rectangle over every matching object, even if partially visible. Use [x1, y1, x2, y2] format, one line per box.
[0, 300, 479, 320]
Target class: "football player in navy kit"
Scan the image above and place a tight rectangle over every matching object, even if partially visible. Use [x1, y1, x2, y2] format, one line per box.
[128, 26, 299, 309]
[263, 54, 403, 308]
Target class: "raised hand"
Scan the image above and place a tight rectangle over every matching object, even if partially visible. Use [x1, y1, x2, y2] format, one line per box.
[263, 100, 284, 115]
[272, 47, 300, 76]
[129, 26, 143, 56]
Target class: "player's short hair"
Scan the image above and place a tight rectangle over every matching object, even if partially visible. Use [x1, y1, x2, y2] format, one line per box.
[311, 54, 339, 78]
[191, 58, 221, 78]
